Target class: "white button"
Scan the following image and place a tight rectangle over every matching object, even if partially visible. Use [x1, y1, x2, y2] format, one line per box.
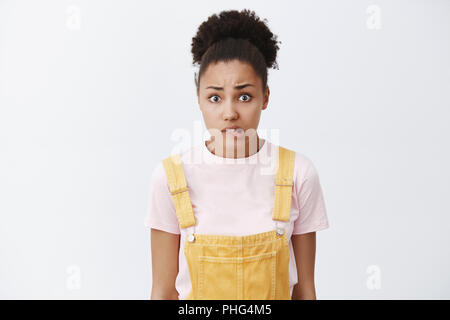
[188, 234, 195, 242]
[277, 228, 284, 236]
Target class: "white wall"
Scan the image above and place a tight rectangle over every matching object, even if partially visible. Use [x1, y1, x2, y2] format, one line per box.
[0, 0, 449, 299]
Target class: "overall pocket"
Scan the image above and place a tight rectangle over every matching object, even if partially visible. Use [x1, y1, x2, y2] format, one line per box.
[197, 251, 277, 300]
[197, 255, 239, 300]
[242, 251, 277, 300]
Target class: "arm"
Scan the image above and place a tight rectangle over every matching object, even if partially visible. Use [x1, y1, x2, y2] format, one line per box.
[291, 231, 317, 300]
[150, 228, 180, 300]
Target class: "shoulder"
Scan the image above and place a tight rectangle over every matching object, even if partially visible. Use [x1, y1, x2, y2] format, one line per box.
[149, 161, 168, 189]
[276, 147, 324, 201]
[294, 151, 317, 181]
[161, 144, 202, 167]
[277, 144, 320, 185]
[153, 145, 200, 183]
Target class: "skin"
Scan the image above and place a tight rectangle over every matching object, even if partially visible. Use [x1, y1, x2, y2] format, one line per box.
[150, 59, 318, 300]
[291, 232, 317, 299]
[150, 229, 180, 299]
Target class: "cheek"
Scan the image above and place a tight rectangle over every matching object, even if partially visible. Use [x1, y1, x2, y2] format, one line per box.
[242, 103, 262, 118]
[199, 100, 213, 112]
[199, 105, 220, 124]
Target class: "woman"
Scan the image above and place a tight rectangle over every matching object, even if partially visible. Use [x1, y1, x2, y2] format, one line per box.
[145, 9, 329, 300]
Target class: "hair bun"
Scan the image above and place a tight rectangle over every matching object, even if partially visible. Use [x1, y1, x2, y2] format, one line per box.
[191, 9, 281, 69]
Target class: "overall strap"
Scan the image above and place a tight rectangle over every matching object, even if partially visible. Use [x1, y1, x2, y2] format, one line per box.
[161, 154, 196, 229]
[272, 146, 296, 221]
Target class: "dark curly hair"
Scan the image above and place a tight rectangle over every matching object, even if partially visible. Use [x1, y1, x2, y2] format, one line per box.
[191, 9, 281, 93]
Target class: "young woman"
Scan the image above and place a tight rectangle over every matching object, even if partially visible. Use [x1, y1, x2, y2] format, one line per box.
[145, 9, 329, 300]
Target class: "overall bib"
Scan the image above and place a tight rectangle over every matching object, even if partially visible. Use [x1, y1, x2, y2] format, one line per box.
[162, 145, 295, 300]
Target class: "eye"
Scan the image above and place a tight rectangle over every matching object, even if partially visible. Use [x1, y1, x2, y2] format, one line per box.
[208, 95, 221, 103]
[239, 93, 252, 102]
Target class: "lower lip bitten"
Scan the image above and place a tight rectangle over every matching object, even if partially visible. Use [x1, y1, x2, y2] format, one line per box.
[223, 128, 245, 138]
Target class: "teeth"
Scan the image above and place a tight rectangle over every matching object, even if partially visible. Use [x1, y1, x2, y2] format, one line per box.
[226, 128, 243, 132]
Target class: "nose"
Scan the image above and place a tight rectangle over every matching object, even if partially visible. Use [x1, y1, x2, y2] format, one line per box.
[222, 102, 238, 121]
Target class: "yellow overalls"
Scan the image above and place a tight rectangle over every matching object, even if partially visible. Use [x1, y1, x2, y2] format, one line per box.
[162, 145, 295, 300]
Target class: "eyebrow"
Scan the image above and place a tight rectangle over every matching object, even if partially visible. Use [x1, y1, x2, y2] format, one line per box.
[205, 83, 255, 90]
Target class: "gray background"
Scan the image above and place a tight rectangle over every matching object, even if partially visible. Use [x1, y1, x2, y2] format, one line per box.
[1, 0, 449, 299]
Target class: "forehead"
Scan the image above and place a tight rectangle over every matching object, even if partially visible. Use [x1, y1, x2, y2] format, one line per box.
[201, 60, 260, 88]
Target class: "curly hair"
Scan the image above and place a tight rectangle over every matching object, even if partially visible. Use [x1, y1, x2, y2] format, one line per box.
[191, 9, 281, 93]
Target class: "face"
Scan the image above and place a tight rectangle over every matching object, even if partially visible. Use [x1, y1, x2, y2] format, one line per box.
[197, 59, 270, 158]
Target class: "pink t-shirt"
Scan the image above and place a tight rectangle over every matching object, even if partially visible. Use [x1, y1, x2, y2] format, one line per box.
[144, 139, 329, 299]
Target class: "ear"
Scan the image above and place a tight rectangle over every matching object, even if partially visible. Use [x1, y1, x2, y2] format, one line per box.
[196, 86, 201, 106]
[262, 86, 270, 110]
[195, 72, 200, 104]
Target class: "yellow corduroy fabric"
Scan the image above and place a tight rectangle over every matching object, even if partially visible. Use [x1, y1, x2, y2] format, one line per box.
[161, 145, 295, 300]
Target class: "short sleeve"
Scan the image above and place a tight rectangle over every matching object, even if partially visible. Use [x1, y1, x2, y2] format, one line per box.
[144, 161, 181, 234]
[292, 156, 329, 235]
